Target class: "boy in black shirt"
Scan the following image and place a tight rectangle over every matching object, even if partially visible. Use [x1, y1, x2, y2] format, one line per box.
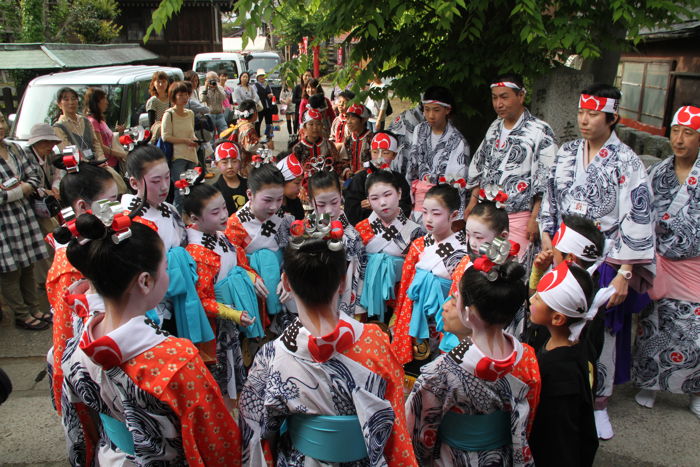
[213, 141, 248, 214]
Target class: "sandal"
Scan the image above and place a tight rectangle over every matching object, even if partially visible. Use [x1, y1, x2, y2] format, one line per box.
[31, 311, 53, 323]
[15, 316, 49, 331]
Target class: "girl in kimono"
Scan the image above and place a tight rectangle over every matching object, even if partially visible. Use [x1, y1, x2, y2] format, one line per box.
[225, 162, 294, 334]
[406, 258, 540, 467]
[239, 227, 416, 467]
[293, 108, 340, 179]
[528, 262, 599, 467]
[183, 180, 259, 403]
[538, 84, 655, 439]
[307, 169, 366, 317]
[331, 90, 353, 149]
[392, 184, 468, 366]
[46, 162, 118, 414]
[355, 170, 423, 323]
[339, 103, 373, 178]
[230, 100, 263, 164]
[633, 105, 700, 417]
[59, 213, 241, 465]
[405, 86, 470, 221]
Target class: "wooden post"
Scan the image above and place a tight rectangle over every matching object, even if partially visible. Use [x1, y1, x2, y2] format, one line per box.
[313, 45, 320, 78]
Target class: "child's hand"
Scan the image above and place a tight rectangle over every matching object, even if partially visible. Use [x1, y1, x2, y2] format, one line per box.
[360, 199, 371, 210]
[533, 250, 553, 270]
[239, 311, 255, 327]
[254, 277, 269, 298]
[276, 281, 292, 304]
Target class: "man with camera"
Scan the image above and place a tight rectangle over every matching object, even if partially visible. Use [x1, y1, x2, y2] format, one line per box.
[198, 71, 228, 139]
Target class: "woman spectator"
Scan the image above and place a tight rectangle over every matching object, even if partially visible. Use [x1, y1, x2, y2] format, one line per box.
[298, 78, 335, 129]
[233, 71, 261, 108]
[199, 71, 228, 138]
[84, 87, 126, 170]
[145, 71, 171, 141]
[161, 81, 198, 212]
[52, 87, 104, 161]
[292, 69, 312, 134]
[219, 72, 234, 123]
[184, 70, 204, 105]
[0, 112, 50, 330]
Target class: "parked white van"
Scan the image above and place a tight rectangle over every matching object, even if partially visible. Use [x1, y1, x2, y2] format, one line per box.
[192, 52, 246, 82]
[9, 65, 183, 145]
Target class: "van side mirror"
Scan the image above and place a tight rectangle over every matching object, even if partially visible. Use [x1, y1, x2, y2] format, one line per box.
[139, 113, 149, 128]
[8, 114, 15, 127]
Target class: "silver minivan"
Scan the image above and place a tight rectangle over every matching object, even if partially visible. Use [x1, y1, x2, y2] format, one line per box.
[9, 65, 183, 145]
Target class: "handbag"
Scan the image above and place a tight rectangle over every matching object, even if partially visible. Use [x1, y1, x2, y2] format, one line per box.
[155, 111, 174, 163]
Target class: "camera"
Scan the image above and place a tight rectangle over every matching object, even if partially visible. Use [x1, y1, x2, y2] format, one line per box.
[32, 192, 61, 218]
[209, 80, 217, 86]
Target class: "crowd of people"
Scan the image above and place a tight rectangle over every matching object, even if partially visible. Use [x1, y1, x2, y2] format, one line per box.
[0, 66, 697, 467]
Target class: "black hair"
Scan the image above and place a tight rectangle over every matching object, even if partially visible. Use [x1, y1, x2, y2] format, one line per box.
[184, 70, 199, 86]
[561, 214, 605, 268]
[425, 184, 460, 213]
[275, 150, 292, 163]
[238, 99, 257, 117]
[422, 86, 455, 114]
[183, 183, 221, 217]
[168, 81, 189, 105]
[581, 83, 622, 130]
[58, 163, 114, 207]
[84, 87, 107, 122]
[238, 71, 251, 85]
[126, 144, 166, 180]
[338, 90, 355, 101]
[470, 200, 509, 234]
[490, 73, 525, 92]
[460, 260, 527, 326]
[283, 239, 347, 306]
[303, 78, 323, 99]
[56, 87, 79, 104]
[65, 217, 164, 300]
[365, 170, 401, 193]
[248, 163, 285, 193]
[308, 94, 327, 110]
[309, 170, 341, 199]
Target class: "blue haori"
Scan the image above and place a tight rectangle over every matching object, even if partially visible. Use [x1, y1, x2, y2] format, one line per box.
[99, 413, 135, 456]
[407, 268, 452, 341]
[287, 414, 368, 463]
[215, 265, 264, 338]
[439, 410, 511, 451]
[438, 296, 461, 353]
[360, 252, 404, 321]
[247, 248, 283, 316]
[165, 247, 215, 343]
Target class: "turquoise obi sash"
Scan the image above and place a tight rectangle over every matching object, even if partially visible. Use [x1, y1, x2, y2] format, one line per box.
[439, 295, 460, 353]
[439, 410, 511, 451]
[360, 252, 404, 321]
[99, 413, 135, 455]
[247, 248, 283, 316]
[215, 265, 264, 338]
[166, 247, 214, 343]
[407, 268, 452, 340]
[287, 414, 368, 463]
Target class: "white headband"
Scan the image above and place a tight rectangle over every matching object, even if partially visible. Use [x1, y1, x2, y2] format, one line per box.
[422, 99, 452, 109]
[552, 222, 599, 261]
[235, 108, 254, 119]
[537, 262, 590, 342]
[671, 105, 700, 132]
[490, 81, 523, 92]
[371, 133, 398, 153]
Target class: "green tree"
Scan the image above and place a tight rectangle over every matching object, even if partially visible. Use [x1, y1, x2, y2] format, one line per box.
[20, 0, 44, 41]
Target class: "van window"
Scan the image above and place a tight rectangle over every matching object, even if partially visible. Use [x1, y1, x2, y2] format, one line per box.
[195, 60, 239, 79]
[247, 57, 280, 75]
[11, 85, 123, 140]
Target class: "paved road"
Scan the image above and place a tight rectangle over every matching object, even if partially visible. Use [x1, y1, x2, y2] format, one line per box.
[0, 117, 696, 466]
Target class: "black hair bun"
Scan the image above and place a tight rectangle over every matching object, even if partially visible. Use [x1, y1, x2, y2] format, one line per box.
[52, 225, 73, 245]
[75, 214, 107, 240]
[501, 260, 526, 282]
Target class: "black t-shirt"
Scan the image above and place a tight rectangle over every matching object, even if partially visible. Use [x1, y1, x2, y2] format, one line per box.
[282, 196, 305, 220]
[214, 175, 248, 215]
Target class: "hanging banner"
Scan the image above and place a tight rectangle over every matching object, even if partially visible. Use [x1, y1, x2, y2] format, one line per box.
[337, 47, 344, 66]
[302, 36, 309, 55]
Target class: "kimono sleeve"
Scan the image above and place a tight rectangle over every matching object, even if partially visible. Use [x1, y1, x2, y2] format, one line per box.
[531, 124, 558, 198]
[405, 128, 421, 184]
[186, 245, 221, 317]
[61, 369, 98, 466]
[391, 237, 423, 365]
[538, 148, 563, 236]
[610, 154, 655, 262]
[225, 214, 250, 250]
[466, 136, 487, 190]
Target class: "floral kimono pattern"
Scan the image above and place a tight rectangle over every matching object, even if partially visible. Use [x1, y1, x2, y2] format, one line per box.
[406, 336, 540, 466]
[467, 109, 558, 214]
[633, 153, 700, 394]
[239, 314, 417, 466]
[61, 313, 241, 466]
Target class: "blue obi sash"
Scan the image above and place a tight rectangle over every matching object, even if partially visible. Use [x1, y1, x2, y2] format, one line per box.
[215, 265, 264, 338]
[99, 413, 135, 456]
[360, 252, 404, 321]
[407, 268, 452, 340]
[287, 414, 368, 463]
[165, 247, 214, 343]
[247, 248, 283, 316]
[439, 410, 511, 451]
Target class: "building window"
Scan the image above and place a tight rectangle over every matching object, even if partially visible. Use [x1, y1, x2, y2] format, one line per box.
[615, 60, 673, 128]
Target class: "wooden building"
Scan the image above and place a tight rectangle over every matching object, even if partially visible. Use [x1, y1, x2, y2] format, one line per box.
[117, 0, 235, 69]
[616, 15, 700, 136]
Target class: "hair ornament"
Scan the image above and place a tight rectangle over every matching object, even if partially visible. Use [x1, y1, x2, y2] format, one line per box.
[234, 108, 254, 119]
[289, 213, 344, 251]
[63, 146, 80, 173]
[478, 184, 509, 208]
[92, 199, 132, 244]
[304, 156, 334, 176]
[57, 206, 87, 245]
[174, 167, 204, 195]
[119, 128, 151, 152]
[364, 160, 390, 174]
[438, 176, 467, 189]
[473, 234, 520, 281]
[251, 147, 275, 169]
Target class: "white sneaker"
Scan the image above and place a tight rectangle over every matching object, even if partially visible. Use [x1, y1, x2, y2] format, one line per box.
[690, 395, 700, 419]
[594, 409, 614, 440]
[635, 389, 657, 408]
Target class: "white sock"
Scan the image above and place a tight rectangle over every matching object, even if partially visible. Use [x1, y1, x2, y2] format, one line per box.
[690, 395, 700, 419]
[635, 389, 657, 408]
[594, 408, 614, 440]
